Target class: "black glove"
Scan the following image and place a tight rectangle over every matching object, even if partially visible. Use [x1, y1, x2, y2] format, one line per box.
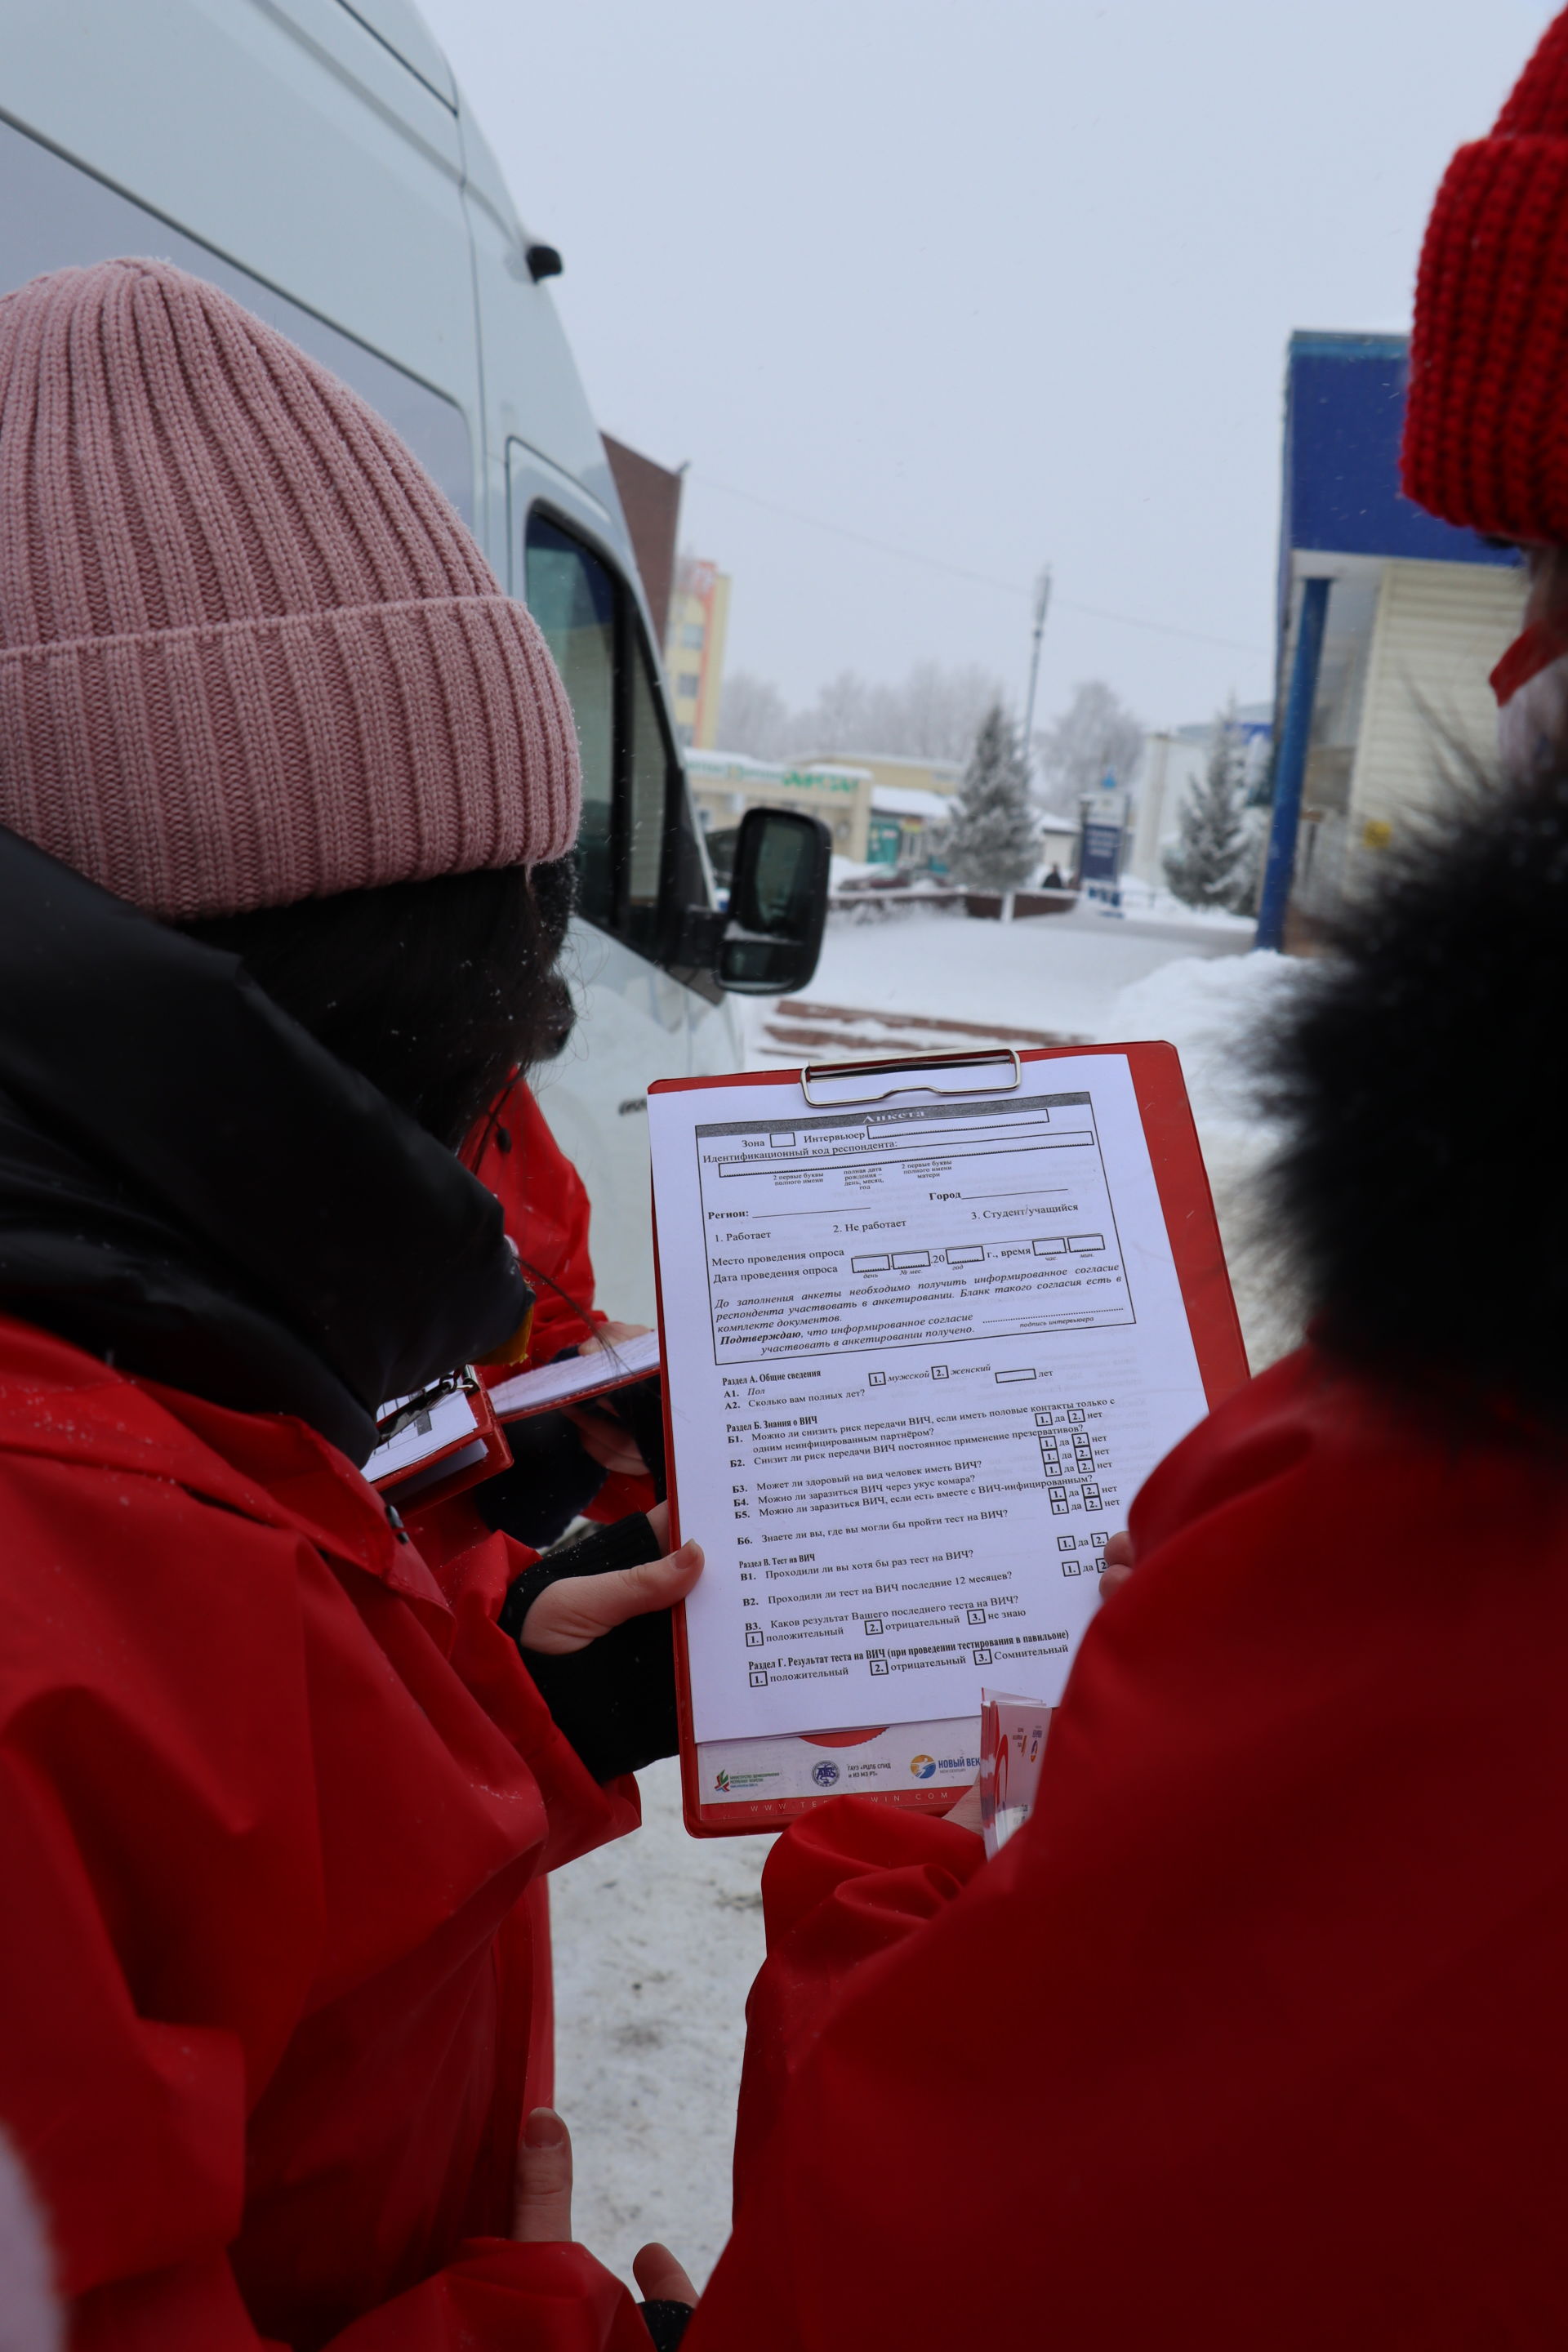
[499, 1514, 679, 1783]
[639, 2299, 693, 2349]
[474, 1410, 608, 1549]
[474, 1372, 666, 1549]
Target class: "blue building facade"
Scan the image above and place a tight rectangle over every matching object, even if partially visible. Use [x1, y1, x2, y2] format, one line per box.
[1258, 332, 1521, 947]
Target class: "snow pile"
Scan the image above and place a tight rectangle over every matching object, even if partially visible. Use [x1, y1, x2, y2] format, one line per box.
[1094, 950, 1313, 1371]
[1098, 945, 1299, 1102]
[828, 853, 882, 889]
[1107, 877, 1256, 930]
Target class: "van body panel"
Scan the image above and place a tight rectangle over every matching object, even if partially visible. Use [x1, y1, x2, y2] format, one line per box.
[0, 113, 477, 520]
[506, 438, 618, 548]
[332, 0, 457, 108]
[1, 0, 482, 477]
[462, 112, 621, 538]
[688, 985, 751, 1078]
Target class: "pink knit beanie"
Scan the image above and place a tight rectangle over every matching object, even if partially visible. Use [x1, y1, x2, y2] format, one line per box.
[0, 259, 580, 919]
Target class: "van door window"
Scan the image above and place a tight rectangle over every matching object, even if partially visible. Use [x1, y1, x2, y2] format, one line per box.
[523, 515, 617, 924]
[524, 508, 697, 966]
[624, 639, 675, 958]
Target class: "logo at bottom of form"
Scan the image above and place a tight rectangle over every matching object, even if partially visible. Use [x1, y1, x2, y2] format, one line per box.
[714, 1768, 781, 1794]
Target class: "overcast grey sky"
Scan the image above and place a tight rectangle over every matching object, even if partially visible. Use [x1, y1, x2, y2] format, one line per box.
[419, 0, 1552, 733]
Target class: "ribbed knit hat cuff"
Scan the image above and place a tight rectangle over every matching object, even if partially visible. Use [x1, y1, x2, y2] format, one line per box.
[0, 260, 582, 916]
[1403, 132, 1568, 539]
[0, 591, 580, 919]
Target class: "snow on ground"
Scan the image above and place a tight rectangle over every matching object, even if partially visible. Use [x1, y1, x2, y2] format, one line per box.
[1110, 875, 1259, 932]
[550, 1761, 768, 2292]
[550, 1768, 771, 2295]
[762, 895, 1254, 1044]
[550, 900, 1314, 2296]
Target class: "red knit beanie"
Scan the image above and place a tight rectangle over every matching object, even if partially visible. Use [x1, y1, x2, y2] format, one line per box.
[1404, 9, 1568, 540]
[0, 259, 580, 919]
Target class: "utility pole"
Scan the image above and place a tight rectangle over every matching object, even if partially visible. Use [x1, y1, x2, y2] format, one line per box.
[1254, 575, 1330, 953]
[1021, 566, 1052, 781]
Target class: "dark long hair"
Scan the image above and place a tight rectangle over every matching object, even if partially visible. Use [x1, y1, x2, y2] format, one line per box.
[180, 857, 577, 1152]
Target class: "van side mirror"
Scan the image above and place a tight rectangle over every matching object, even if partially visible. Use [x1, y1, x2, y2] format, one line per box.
[715, 806, 831, 995]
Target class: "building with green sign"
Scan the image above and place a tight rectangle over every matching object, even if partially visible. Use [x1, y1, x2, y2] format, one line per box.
[685, 749, 875, 861]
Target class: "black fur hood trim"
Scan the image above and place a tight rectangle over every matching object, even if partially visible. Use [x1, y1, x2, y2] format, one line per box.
[1258, 761, 1568, 1430]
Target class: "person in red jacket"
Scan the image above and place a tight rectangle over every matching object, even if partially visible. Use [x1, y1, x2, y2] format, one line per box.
[468, 1073, 610, 1370]
[466, 1073, 663, 1547]
[0, 259, 697, 2347]
[676, 22, 1568, 2346]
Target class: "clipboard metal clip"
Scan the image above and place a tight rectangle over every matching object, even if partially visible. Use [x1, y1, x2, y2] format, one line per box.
[374, 1367, 472, 1443]
[800, 1046, 1022, 1107]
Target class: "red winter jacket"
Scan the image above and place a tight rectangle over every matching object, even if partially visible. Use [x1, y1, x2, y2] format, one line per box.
[690, 1346, 1568, 2350]
[0, 1312, 653, 2352]
[467, 1081, 655, 1525]
[468, 1081, 604, 1369]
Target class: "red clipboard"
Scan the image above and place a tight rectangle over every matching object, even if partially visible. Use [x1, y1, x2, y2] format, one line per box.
[650, 1041, 1250, 1838]
[366, 1373, 511, 1512]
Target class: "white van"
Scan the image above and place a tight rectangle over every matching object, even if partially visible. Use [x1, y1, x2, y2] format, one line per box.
[0, 0, 826, 1320]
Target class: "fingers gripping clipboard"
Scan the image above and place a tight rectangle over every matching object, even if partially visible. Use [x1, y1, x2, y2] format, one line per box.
[648, 1043, 1249, 1838]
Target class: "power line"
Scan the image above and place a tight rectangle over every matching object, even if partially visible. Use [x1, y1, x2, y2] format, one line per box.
[1058, 592, 1267, 660]
[693, 470, 1026, 596]
[689, 470, 1268, 659]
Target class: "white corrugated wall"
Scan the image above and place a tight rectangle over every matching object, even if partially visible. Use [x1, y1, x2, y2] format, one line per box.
[1346, 558, 1526, 865]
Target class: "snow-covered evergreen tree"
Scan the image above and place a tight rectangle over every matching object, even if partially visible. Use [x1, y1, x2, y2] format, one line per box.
[1222, 807, 1268, 918]
[1164, 701, 1249, 908]
[943, 705, 1039, 893]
